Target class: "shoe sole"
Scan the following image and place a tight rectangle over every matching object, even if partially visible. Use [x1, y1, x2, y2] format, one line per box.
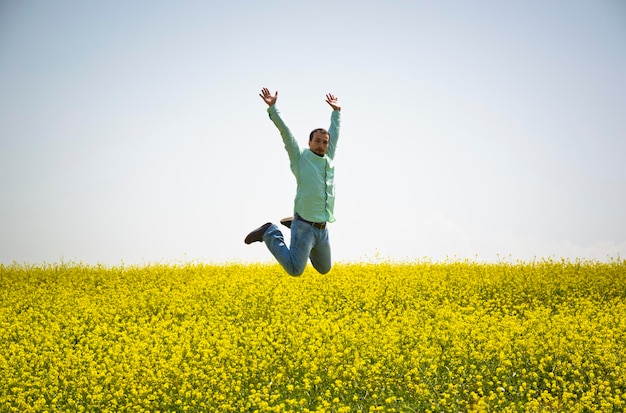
[280, 217, 293, 229]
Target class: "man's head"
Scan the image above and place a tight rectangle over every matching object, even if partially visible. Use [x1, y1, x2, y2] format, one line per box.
[309, 128, 329, 157]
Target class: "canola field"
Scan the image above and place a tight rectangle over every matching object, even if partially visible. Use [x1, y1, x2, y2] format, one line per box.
[1, 260, 625, 412]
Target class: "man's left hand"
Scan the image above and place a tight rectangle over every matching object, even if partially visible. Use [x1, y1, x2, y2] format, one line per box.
[325, 93, 341, 111]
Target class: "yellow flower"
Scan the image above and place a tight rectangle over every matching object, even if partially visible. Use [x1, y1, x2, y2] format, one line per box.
[1, 259, 624, 411]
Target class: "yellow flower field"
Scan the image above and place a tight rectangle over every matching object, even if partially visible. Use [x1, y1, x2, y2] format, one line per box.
[1, 260, 625, 412]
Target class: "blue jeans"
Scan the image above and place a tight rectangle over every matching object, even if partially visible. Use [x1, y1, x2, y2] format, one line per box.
[263, 216, 332, 276]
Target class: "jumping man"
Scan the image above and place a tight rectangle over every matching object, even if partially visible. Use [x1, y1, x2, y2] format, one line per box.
[244, 87, 342, 276]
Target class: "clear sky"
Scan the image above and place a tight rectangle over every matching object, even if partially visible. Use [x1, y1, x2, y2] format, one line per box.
[1, 1, 625, 265]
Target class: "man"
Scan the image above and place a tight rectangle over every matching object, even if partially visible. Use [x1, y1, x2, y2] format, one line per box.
[244, 87, 342, 276]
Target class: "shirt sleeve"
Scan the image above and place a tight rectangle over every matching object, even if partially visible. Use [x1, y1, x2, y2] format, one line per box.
[267, 105, 301, 170]
[326, 110, 341, 159]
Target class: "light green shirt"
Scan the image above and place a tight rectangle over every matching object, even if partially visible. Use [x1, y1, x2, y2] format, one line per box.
[267, 105, 341, 223]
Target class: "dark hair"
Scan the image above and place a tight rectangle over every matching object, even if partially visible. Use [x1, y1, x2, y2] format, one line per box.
[309, 128, 329, 142]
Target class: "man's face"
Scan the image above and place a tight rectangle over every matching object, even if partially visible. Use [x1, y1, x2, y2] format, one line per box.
[309, 131, 330, 157]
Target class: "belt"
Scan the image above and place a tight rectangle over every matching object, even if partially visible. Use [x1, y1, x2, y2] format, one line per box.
[296, 214, 327, 229]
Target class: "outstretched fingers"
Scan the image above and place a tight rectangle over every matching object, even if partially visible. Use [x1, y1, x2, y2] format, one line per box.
[325, 93, 341, 110]
[259, 87, 278, 106]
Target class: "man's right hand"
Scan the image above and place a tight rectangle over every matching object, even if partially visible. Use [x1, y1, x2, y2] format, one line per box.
[259, 87, 278, 106]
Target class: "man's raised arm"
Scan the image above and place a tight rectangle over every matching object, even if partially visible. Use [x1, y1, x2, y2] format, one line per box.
[326, 93, 341, 158]
[260, 87, 300, 166]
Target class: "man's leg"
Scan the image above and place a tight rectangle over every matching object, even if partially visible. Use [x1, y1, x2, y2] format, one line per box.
[263, 220, 314, 276]
[309, 227, 332, 274]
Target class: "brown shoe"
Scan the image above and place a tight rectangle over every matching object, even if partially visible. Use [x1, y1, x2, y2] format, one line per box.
[280, 217, 294, 229]
[244, 223, 272, 244]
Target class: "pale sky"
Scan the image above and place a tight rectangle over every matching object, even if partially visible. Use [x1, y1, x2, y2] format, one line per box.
[1, 1, 625, 265]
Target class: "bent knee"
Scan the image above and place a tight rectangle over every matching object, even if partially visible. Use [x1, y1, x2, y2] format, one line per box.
[284, 265, 306, 277]
[286, 269, 305, 277]
[315, 265, 332, 275]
